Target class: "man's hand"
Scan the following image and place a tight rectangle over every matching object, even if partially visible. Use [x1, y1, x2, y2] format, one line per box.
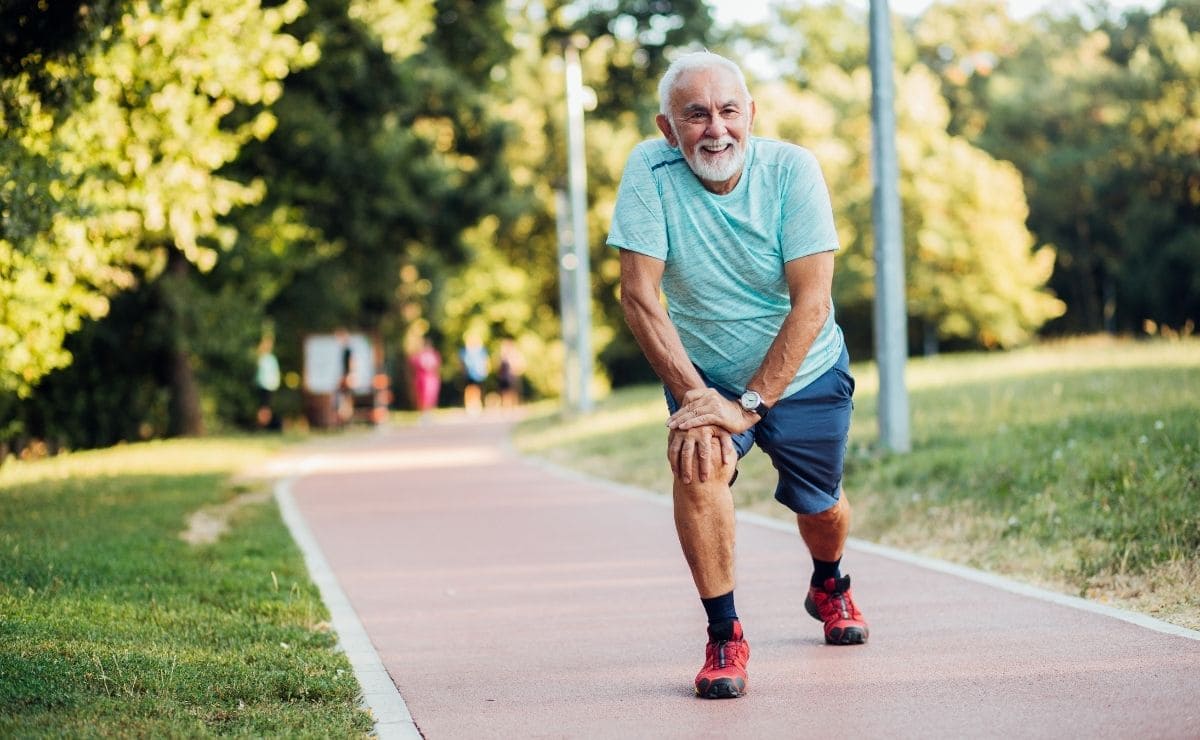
[667, 423, 736, 485]
[667, 388, 757, 435]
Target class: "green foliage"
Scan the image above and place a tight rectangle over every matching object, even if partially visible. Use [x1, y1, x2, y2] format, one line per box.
[935, 0, 1200, 334]
[1, 0, 316, 410]
[225, 0, 522, 410]
[0, 437, 372, 734]
[0, 71, 131, 398]
[6, 0, 1199, 451]
[550, 0, 715, 122]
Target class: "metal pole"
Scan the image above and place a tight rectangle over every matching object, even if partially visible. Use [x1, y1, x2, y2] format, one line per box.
[564, 42, 594, 412]
[553, 188, 578, 410]
[869, 0, 911, 453]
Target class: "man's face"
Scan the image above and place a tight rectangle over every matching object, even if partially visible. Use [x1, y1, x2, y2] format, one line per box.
[656, 66, 755, 195]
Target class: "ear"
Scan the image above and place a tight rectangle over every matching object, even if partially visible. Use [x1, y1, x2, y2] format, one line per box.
[656, 114, 678, 147]
[749, 99, 756, 130]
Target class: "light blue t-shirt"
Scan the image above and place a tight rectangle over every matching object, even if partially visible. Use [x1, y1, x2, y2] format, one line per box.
[607, 136, 844, 399]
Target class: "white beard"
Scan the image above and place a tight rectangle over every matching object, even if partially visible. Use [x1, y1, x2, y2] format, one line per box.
[680, 134, 746, 184]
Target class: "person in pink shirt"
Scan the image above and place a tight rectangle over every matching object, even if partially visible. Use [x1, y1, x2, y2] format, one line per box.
[409, 337, 442, 421]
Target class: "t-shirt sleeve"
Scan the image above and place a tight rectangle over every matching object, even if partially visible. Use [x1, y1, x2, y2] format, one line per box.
[780, 148, 840, 262]
[607, 144, 668, 260]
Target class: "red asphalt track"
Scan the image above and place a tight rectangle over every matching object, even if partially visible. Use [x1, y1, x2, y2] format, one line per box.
[288, 417, 1200, 739]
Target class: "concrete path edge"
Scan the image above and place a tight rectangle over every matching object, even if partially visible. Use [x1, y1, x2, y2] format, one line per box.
[523, 455, 1200, 643]
[274, 477, 422, 740]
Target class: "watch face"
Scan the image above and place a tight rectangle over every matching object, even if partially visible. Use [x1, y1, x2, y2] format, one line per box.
[741, 391, 761, 410]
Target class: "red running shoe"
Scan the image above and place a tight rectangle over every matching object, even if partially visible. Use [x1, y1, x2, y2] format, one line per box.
[694, 620, 750, 699]
[805, 575, 869, 645]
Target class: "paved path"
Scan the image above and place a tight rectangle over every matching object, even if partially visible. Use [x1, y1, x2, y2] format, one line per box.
[283, 418, 1200, 739]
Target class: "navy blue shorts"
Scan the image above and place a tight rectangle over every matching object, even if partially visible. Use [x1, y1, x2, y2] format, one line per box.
[665, 346, 854, 515]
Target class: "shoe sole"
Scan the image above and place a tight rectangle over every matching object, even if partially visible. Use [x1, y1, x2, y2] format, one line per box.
[805, 598, 869, 645]
[826, 626, 868, 645]
[695, 677, 746, 699]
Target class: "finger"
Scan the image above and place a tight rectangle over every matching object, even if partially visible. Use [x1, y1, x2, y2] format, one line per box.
[667, 404, 705, 428]
[667, 430, 682, 479]
[721, 433, 735, 468]
[697, 429, 713, 482]
[678, 437, 695, 484]
[676, 412, 716, 431]
[666, 404, 696, 428]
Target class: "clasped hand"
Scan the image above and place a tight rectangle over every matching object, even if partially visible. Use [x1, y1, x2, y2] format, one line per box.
[665, 388, 756, 485]
[667, 424, 735, 485]
[667, 388, 756, 435]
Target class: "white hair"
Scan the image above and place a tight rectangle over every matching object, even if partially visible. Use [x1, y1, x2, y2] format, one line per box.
[657, 51, 751, 117]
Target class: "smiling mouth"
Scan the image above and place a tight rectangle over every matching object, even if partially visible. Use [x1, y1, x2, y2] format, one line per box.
[701, 143, 731, 155]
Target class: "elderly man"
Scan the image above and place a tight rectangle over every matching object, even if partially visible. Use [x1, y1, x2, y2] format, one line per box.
[608, 50, 868, 700]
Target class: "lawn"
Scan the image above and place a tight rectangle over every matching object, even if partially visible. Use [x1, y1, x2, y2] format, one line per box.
[515, 337, 1200, 629]
[0, 437, 373, 736]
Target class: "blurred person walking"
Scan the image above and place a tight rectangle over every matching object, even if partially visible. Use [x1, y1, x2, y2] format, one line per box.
[255, 334, 282, 430]
[496, 339, 525, 409]
[458, 334, 489, 414]
[409, 337, 442, 422]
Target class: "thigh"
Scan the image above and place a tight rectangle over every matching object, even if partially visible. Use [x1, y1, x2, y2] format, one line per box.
[755, 352, 854, 514]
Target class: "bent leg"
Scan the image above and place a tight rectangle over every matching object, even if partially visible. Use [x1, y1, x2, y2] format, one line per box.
[797, 492, 851, 560]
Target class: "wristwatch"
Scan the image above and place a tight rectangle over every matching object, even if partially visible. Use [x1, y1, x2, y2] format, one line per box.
[739, 389, 770, 419]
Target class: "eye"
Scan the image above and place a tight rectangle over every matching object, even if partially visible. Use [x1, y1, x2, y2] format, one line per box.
[722, 107, 741, 119]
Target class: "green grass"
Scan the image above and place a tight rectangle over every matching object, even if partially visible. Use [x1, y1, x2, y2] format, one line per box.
[515, 337, 1200, 628]
[0, 437, 374, 737]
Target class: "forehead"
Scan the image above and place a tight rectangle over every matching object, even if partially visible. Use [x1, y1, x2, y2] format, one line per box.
[668, 66, 747, 112]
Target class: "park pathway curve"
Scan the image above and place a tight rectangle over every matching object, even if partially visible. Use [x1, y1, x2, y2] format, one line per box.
[282, 416, 1200, 739]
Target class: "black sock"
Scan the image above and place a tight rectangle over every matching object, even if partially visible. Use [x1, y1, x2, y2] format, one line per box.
[811, 557, 842, 588]
[701, 591, 738, 638]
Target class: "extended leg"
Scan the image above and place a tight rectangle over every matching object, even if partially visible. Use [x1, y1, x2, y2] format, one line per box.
[799, 493, 868, 645]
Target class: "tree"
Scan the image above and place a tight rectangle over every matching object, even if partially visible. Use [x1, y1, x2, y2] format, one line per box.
[979, 2, 1200, 334]
[2, 0, 315, 448]
[0, 1, 132, 398]
[230, 0, 521, 408]
[751, 2, 1063, 353]
[0, 0, 316, 431]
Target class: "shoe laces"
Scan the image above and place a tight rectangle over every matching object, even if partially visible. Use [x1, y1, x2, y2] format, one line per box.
[817, 578, 857, 621]
[705, 637, 747, 670]
[831, 591, 850, 620]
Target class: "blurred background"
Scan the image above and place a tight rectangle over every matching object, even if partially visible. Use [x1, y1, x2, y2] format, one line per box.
[2, 0, 1197, 454]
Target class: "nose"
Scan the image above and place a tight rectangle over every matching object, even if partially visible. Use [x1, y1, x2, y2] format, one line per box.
[705, 111, 728, 139]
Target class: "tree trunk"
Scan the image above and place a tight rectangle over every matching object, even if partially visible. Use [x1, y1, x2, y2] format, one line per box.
[165, 248, 204, 437]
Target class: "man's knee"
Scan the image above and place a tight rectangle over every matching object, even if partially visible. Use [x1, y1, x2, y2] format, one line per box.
[672, 438, 737, 496]
[799, 493, 850, 525]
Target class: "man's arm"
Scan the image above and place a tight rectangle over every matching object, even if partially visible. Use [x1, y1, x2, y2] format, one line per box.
[744, 249, 834, 403]
[619, 250, 706, 400]
[668, 250, 834, 432]
[619, 248, 734, 482]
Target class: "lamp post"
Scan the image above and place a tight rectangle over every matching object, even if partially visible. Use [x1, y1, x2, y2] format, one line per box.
[554, 188, 578, 410]
[869, 0, 911, 452]
[561, 39, 594, 413]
